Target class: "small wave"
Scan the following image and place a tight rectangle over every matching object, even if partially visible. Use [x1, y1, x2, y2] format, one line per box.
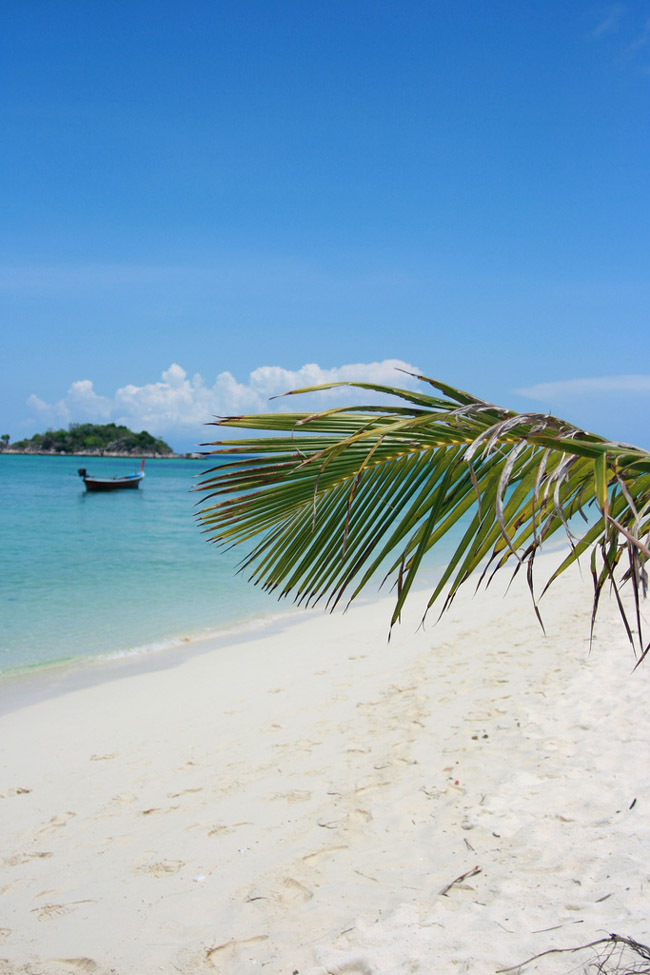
[93, 607, 305, 663]
[0, 607, 306, 683]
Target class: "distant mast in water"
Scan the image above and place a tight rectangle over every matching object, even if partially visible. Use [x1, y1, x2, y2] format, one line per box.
[77, 459, 146, 492]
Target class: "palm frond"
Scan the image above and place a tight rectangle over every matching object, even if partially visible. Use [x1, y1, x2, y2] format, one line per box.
[195, 374, 650, 661]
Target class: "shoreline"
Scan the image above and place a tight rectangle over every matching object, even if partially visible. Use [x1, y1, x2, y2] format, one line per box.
[0, 571, 407, 710]
[0, 540, 582, 710]
[0, 601, 311, 716]
[2, 551, 649, 973]
[0, 541, 555, 713]
[0, 449, 205, 459]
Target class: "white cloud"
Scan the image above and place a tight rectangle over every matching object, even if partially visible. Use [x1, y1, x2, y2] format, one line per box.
[27, 380, 113, 426]
[27, 393, 70, 424]
[26, 359, 421, 441]
[516, 374, 650, 401]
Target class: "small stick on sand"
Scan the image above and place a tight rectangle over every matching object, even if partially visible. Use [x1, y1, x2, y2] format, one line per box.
[440, 865, 481, 896]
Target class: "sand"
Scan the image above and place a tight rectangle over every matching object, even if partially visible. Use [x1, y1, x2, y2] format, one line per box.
[1, 550, 649, 975]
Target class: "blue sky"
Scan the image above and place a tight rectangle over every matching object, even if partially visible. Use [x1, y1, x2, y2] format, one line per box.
[2, 0, 649, 451]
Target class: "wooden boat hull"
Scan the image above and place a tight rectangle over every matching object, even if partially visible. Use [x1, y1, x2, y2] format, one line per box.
[83, 474, 144, 491]
[78, 462, 145, 491]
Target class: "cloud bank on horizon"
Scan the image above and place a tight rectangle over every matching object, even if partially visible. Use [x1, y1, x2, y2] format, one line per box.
[26, 362, 650, 452]
[26, 359, 422, 443]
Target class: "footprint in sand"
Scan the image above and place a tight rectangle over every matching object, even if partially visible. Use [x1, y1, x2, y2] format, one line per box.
[269, 790, 312, 804]
[32, 901, 93, 922]
[325, 960, 374, 975]
[205, 935, 269, 967]
[205, 821, 250, 837]
[93, 794, 138, 820]
[33, 903, 70, 921]
[0, 878, 33, 896]
[207, 824, 232, 836]
[347, 808, 373, 825]
[57, 959, 99, 973]
[110, 793, 138, 806]
[4, 851, 53, 867]
[133, 858, 185, 877]
[218, 777, 243, 794]
[353, 781, 389, 796]
[141, 806, 180, 815]
[293, 739, 322, 756]
[279, 878, 313, 906]
[36, 812, 76, 836]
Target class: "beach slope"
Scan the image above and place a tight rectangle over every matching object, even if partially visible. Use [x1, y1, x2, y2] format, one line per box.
[1, 552, 649, 974]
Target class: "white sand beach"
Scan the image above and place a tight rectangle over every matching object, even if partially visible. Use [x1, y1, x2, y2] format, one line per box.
[1, 551, 649, 975]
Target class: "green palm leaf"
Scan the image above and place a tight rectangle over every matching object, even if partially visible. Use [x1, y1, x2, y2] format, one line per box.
[195, 374, 650, 663]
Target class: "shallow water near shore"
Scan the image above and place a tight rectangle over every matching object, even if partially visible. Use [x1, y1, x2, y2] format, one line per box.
[1, 453, 461, 680]
[0, 454, 303, 678]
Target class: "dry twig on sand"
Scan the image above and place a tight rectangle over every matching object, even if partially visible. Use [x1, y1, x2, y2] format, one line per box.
[439, 864, 481, 896]
[498, 934, 650, 974]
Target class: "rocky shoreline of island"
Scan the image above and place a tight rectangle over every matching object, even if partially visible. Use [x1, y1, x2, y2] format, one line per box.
[0, 447, 204, 458]
[0, 422, 205, 459]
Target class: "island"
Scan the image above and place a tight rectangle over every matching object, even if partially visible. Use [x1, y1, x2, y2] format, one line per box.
[1, 423, 176, 457]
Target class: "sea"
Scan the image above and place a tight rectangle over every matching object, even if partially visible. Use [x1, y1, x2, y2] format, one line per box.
[0, 454, 307, 681]
[2, 453, 468, 683]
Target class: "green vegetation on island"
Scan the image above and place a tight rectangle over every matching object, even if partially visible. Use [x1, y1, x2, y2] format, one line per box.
[7, 423, 174, 456]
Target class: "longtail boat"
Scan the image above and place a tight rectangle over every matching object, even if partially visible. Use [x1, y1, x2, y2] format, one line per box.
[78, 459, 145, 492]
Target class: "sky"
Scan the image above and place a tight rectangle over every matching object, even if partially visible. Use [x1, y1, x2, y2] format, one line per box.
[1, 0, 649, 452]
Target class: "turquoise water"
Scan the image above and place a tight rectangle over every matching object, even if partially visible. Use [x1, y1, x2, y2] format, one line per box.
[0, 455, 300, 677]
[1, 454, 480, 680]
